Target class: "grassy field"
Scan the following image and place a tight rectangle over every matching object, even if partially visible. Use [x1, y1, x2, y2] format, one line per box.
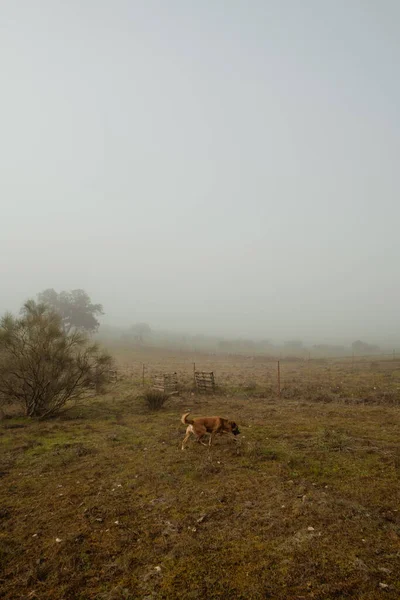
[1, 348, 400, 599]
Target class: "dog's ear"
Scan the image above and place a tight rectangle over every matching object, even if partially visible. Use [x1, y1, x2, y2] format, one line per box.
[230, 421, 237, 429]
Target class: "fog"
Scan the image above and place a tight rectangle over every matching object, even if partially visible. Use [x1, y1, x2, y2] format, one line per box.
[1, 1, 399, 346]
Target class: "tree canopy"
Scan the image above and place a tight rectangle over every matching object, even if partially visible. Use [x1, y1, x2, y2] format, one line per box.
[351, 340, 380, 355]
[37, 289, 104, 333]
[130, 323, 152, 343]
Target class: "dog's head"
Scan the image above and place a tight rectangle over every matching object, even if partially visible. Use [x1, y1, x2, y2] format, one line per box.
[230, 421, 240, 436]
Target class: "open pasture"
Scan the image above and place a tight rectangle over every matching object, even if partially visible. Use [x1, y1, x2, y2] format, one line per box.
[1, 348, 399, 599]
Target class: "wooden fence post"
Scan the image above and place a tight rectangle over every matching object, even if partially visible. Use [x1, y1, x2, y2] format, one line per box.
[277, 361, 281, 399]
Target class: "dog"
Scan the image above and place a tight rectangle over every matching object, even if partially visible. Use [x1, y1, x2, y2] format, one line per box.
[181, 412, 240, 450]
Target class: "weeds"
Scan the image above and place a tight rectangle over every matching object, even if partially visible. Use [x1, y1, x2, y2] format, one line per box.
[142, 389, 169, 411]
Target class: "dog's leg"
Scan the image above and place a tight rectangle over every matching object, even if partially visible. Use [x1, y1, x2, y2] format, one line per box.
[181, 432, 191, 450]
[196, 434, 207, 446]
[193, 425, 208, 447]
[181, 425, 193, 450]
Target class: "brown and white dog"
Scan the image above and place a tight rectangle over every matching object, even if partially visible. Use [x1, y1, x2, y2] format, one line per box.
[181, 412, 240, 450]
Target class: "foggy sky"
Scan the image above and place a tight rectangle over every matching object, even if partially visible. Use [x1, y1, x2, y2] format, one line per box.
[1, 1, 399, 344]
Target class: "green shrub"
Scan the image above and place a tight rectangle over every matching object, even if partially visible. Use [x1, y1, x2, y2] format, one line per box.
[0, 300, 112, 418]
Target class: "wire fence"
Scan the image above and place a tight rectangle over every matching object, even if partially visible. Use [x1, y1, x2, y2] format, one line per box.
[109, 352, 400, 404]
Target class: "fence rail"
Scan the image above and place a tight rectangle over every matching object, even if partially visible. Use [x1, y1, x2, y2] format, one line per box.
[194, 371, 215, 394]
[152, 372, 178, 395]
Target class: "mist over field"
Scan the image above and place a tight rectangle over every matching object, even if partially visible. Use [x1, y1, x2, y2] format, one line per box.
[1, 1, 399, 347]
[2, 6, 400, 597]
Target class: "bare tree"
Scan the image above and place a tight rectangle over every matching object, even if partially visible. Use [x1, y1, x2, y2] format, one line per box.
[0, 300, 112, 418]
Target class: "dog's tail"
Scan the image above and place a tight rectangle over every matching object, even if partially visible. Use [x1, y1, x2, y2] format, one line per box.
[181, 412, 193, 425]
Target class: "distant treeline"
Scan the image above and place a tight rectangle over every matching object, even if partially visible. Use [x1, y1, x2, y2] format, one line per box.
[32, 289, 393, 357]
[96, 325, 392, 357]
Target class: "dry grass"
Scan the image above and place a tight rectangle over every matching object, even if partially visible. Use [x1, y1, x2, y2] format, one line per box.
[1, 349, 400, 599]
[106, 343, 400, 403]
